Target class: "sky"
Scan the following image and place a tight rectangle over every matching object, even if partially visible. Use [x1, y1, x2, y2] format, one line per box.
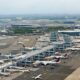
[0, 0, 80, 15]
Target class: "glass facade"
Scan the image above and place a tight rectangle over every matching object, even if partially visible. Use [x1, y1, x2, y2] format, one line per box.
[61, 32, 80, 36]
[16, 47, 55, 64]
[50, 32, 58, 42]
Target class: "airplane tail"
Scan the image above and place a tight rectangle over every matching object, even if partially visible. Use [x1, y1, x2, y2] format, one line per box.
[55, 58, 60, 62]
[63, 54, 68, 58]
[64, 54, 67, 57]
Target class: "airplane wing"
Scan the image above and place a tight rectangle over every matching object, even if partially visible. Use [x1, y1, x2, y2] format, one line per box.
[32, 74, 42, 79]
[0, 60, 4, 63]
[0, 72, 10, 76]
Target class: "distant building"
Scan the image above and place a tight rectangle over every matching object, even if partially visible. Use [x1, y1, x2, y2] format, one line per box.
[62, 34, 73, 48]
[52, 42, 65, 51]
[58, 29, 80, 36]
[50, 31, 73, 51]
[63, 21, 75, 24]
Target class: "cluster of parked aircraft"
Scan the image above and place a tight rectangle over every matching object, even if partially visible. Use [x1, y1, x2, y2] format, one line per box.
[33, 58, 60, 66]
[0, 52, 70, 79]
[0, 66, 30, 76]
[33, 53, 69, 67]
[45, 53, 69, 60]
[31, 53, 70, 79]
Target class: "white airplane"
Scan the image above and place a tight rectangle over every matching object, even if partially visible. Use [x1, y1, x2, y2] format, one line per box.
[5, 55, 16, 59]
[33, 58, 60, 66]
[32, 74, 42, 80]
[0, 72, 10, 76]
[0, 60, 4, 64]
[17, 41, 23, 44]
[25, 47, 36, 50]
[45, 54, 69, 60]
[6, 69, 30, 73]
[9, 66, 25, 70]
[0, 54, 16, 59]
[6, 69, 19, 72]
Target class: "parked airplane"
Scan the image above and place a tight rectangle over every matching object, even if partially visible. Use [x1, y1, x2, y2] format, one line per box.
[32, 74, 42, 80]
[45, 54, 69, 60]
[9, 66, 25, 70]
[0, 60, 4, 64]
[0, 54, 16, 59]
[6, 68, 30, 73]
[25, 47, 36, 50]
[33, 58, 60, 66]
[0, 71, 10, 76]
[5, 55, 16, 59]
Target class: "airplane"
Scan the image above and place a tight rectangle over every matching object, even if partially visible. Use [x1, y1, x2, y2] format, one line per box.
[0, 54, 16, 59]
[5, 55, 16, 59]
[25, 47, 36, 51]
[17, 41, 36, 51]
[6, 68, 30, 73]
[0, 60, 4, 64]
[66, 47, 80, 51]
[32, 74, 42, 80]
[17, 41, 23, 44]
[33, 58, 60, 66]
[0, 71, 10, 76]
[45, 54, 69, 60]
[8, 66, 25, 70]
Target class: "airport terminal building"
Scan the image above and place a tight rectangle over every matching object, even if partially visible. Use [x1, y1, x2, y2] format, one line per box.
[0, 29, 79, 70]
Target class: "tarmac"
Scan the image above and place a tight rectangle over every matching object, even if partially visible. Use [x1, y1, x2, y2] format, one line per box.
[0, 35, 38, 54]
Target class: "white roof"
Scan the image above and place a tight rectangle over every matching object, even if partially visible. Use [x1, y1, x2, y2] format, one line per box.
[58, 29, 80, 33]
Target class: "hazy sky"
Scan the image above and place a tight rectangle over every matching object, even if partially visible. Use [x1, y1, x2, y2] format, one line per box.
[0, 0, 80, 15]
